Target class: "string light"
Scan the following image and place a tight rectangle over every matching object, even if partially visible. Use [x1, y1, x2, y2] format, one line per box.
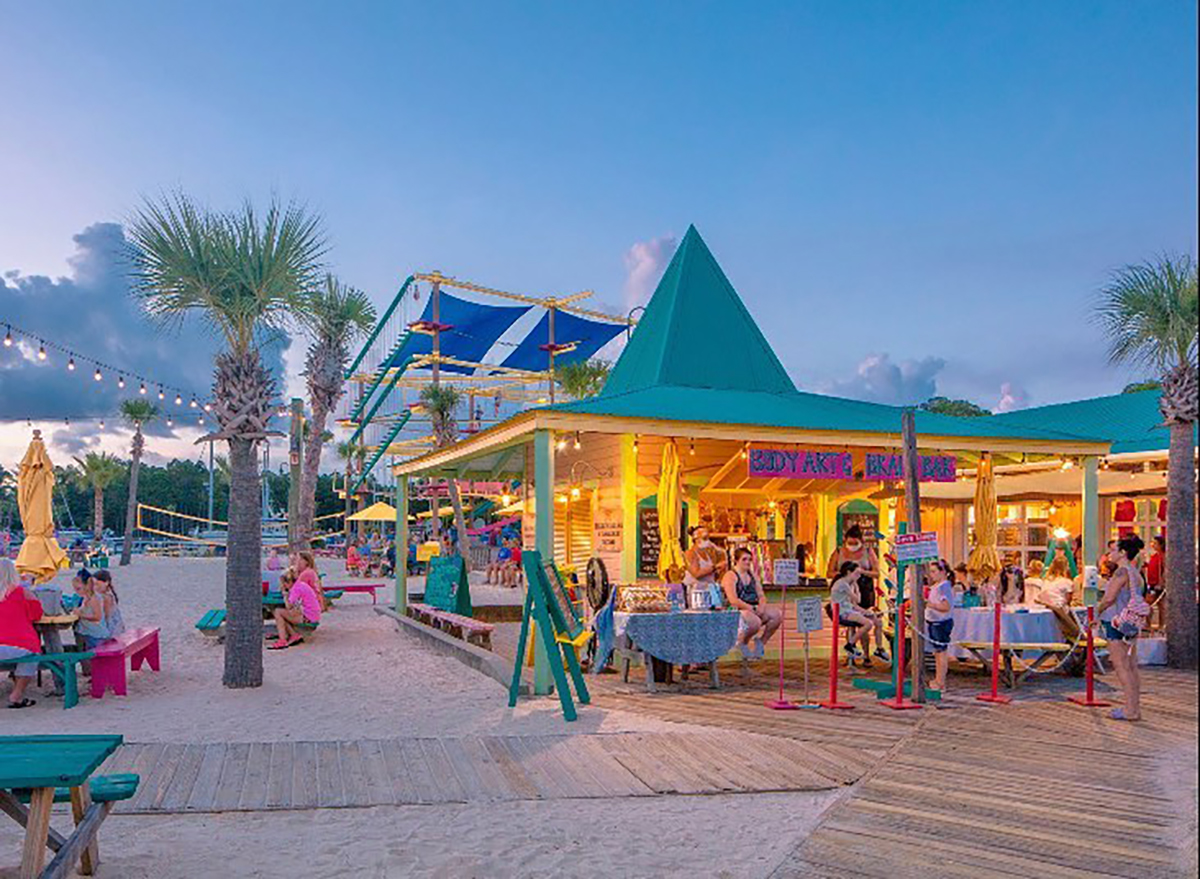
[118, 375, 125, 389]
[556, 435, 568, 452]
[37, 343, 46, 361]
[689, 439, 695, 456]
[203, 403, 211, 412]
[632, 435, 639, 455]
[189, 397, 198, 408]
[166, 416, 174, 427]
[174, 393, 183, 406]
[93, 367, 102, 382]
[573, 431, 581, 451]
[99, 419, 105, 429]
[139, 382, 147, 395]
[158, 387, 165, 400]
[3, 326, 11, 346]
[68, 357, 76, 371]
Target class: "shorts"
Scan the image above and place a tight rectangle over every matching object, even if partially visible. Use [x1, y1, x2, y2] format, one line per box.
[80, 635, 108, 651]
[927, 619, 954, 653]
[0, 644, 38, 677]
[838, 615, 862, 629]
[1102, 620, 1138, 643]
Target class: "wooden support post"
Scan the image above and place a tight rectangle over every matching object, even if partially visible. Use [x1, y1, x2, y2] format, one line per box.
[619, 434, 638, 583]
[395, 477, 408, 614]
[19, 787, 54, 879]
[533, 429, 555, 694]
[69, 785, 99, 875]
[1081, 456, 1100, 569]
[901, 409, 927, 702]
[288, 397, 304, 550]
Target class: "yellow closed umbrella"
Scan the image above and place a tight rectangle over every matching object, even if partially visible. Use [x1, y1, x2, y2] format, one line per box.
[656, 439, 686, 582]
[16, 430, 69, 583]
[968, 452, 1000, 582]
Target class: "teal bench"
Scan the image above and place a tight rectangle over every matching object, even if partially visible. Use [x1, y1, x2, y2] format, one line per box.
[13, 773, 140, 805]
[196, 609, 226, 638]
[0, 651, 93, 709]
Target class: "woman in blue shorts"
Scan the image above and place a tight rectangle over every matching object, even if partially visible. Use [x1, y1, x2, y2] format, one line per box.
[924, 559, 956, 692]
[1098, 534, 1146, 721]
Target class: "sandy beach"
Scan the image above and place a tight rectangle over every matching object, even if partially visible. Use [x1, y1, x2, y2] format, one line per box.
[0, 556, 840, 877]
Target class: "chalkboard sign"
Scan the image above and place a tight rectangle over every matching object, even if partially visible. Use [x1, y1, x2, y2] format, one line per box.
[543, 562, 583, 638]
[637, 505, 660, 580]
[425, 555, 472, 616]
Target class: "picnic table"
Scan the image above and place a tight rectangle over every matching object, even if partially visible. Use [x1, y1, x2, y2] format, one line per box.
[32, 615, 79, 697]
[612, 610, 740, 692]
[952, 606, 1096, 688]
[0, 734, 133, 879]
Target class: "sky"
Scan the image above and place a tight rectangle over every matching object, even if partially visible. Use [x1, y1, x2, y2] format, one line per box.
[1, 0, 1196, 471]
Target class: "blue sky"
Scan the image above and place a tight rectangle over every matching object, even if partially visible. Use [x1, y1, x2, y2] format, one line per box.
[1, 1, 1196, 462]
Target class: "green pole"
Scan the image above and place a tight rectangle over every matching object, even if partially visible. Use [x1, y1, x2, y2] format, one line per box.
[395, 476, 408, 614]
[533, 429, 555, 695]
[1081, 456, 1100, 568]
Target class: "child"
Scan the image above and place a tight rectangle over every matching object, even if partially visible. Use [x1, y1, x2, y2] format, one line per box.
[830, 561, 880, 665]
[93, 570, 125, 637]
[925, 559, 956, 691]
[269, 567, 321, 649]
[266, 547, 284, 572]
[74, 569, 111, 651]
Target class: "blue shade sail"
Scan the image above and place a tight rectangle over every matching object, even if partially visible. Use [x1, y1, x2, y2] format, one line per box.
[499, 309, 627, 372]
[386, 290, 532, 374]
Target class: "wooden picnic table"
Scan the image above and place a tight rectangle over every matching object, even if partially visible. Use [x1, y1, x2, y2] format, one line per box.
[33, 615, 79, 697]
[0, 734, 123, 879]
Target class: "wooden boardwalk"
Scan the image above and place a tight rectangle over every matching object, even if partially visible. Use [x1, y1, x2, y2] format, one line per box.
[97, 730, 864, 814]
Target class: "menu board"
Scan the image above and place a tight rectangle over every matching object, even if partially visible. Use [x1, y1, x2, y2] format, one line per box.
[637, 505, 661, 580]
[543, 562, 582, 637]
[425, 555, 471, 616]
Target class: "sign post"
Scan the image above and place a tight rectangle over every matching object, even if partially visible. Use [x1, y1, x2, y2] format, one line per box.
[794, 596, 824, 708]
[766, 559, 801, 710]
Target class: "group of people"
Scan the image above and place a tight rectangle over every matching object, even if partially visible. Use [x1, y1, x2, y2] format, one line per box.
[344, 536, 395, 578]
[484, 538, 524, 587]
[0, 559, 127, 709]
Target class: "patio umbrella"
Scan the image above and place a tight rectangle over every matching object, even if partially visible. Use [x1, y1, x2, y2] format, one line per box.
[656, 439, 686, 582]
[15, 429, 69, 583]
[347, 501, 399, 522]
[967, 451, 1000, 582]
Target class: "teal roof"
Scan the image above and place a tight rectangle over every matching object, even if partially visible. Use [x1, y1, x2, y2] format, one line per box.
[989, 389, 1180, 454]
[548, 227, 1108, 448]
[603, 225, 796, 397]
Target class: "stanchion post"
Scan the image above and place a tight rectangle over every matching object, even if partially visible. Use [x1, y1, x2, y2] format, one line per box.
[880, 600, 922, 710]
[820, 603, 855, 710]
[1068, 605, 1112, 708]
[977, 600, 1012, 705]
[767, 582, 798, 710]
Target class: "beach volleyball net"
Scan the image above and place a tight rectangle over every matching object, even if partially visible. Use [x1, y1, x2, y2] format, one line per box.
[135, 503, 345, 548]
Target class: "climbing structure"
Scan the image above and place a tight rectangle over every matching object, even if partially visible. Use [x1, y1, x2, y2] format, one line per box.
[341, 271, 632, 491]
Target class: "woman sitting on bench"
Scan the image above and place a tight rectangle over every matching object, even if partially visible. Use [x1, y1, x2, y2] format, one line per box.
[0, 559, 44, 708]
[269, 568, 322, 649]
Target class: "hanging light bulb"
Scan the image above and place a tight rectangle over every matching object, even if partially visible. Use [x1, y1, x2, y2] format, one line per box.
[556, 435, 568, 452]
[37, 342, 47, 361]
[203, 402, 211, 412]
[189, 397, 198, 408]
[3, 326, 11, 346]
[67, 356, 76, 371]
[166, 416, 174, 427]
[93, 367, 102, 382]
[118, 375, 126, 389]
[99, 419, 105, 429]
[198, 415, 205, 426]
[174, 393, 183, 406]
[632, 435, 639, 455]
[689, 439, 695, 456]
[157, 386, 165, 400]
[139, 382, 147, 395]
[740, 443, 748, 460]
[65, 417, 70, 426]
[573, 431, 581, 451]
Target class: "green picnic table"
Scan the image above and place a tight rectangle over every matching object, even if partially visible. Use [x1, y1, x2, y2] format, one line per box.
[0, 735, 135, 879]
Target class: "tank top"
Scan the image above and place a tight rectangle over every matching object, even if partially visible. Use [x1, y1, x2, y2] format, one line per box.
[1101, 565, 1144, 623]
[76, 598, 110, 640]
[734, 572, 759, 607]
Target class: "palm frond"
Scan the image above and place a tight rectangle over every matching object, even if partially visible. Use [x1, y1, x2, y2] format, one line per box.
[120, 399, 161, 427]
[304, 274, 378, 343]
[1094, 254, 1199, 372]
[555, 359, 611, 400]
[72, 452, 126, 489]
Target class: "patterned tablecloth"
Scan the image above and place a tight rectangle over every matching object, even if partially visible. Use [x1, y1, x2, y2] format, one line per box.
[614, 610, 740, 665]
[948, 606, 1069, 660]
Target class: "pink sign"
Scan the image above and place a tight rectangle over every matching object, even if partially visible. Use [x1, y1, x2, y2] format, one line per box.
[748, 448, 853, 480]
[864, 453, 957, 483]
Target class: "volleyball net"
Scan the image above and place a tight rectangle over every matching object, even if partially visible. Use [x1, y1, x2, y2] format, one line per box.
[136, 504, 345, 547]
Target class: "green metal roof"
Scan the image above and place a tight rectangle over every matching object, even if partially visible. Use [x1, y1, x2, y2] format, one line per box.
[549, 227, 1109, 448]
[988, 389, 1182, 454]
[603, 225, 797, 397]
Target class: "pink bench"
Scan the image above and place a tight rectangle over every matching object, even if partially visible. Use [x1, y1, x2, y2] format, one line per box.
[326, 582, 385, 604]
[91, 627, 161, 698]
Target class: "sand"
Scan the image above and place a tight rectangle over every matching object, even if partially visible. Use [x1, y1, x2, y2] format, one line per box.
[0, 556, 837, 877]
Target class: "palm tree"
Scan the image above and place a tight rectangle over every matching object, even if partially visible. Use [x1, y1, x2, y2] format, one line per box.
[336, 440, 367, 542]
[556, 359, 610, 400]
[419, 383, 469, 564]
[1096, 254, 1198, 669]
[119, 400, 160, 566]
[297, 275, 376, 551]
[128, 193, 325, 689]
[72, 452, 125, 541]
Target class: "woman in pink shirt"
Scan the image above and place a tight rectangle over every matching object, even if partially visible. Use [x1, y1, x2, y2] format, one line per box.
[293, 550, 327, 610]
[269, 564, 322, 649]
[0, 559, 45, 708]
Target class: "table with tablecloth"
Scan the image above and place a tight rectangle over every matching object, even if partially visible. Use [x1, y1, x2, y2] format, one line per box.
[612, 610, 740, 691]
[948, 606, 1066, 660]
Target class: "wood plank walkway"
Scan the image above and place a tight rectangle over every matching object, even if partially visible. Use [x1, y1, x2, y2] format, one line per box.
[769, 668, 1199, 878]
[97, 730, 863, 814]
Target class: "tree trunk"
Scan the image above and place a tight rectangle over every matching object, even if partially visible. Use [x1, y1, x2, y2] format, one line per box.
[1165, 419, 1197, 669]
[224, 437, 264, 688]
[119, 429, 143, 566]
[297, 398, 329, 552]
[93, 486, 104, 541]
[447, 478, 470, 571]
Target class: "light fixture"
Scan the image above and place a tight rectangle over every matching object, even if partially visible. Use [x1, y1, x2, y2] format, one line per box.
[740, 443, 748, 460]
[1053, 526, 1070, 540]
[157, 386, 164, 400]
[3, 326, 11, 346]
[99, 419, 105, 429]
[166, 416, 174, 427]
[632, 435, 639, 454]
[203, 402, 211, 412]
[556, 436, 568, 452]
[1061, 459, 1074, 471]
[689, 439, 695, 456]
[768, 499, 777, 511]
[67, 357, 76, 371]
[1048, 504, 1058, 516]
[118, 375, 125, 389]
[570, 486, 581, 499]
[139, 382, 147, 395]
[175, 393, 183, 406]
[501, 493, 513, 506]
[93, 367, 102, 382]
[198, 415, 204, 425]
[189, 398, 198, 408]
[37, 343, 46, 361]
[573, 431, 581, 451]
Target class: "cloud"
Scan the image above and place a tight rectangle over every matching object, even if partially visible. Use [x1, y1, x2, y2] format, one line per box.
[828, 353, 946, 406]
[995, 381, 1031, 413]
[1, 221, 290, 447]
[622, 234, 677, 310]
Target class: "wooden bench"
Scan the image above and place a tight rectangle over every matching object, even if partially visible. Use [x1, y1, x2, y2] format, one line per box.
[326, 582, 384, 604]
[407, 603, 494, 649]
[0, 651, 93, 709]
[198, 609, 317, 641]
[91, 628, 161, 699]
[957, 638, 1108, 688]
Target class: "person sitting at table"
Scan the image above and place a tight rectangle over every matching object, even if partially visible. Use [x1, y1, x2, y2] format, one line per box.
[721, 547, 782, 660]
[1024, 559, 1045, 604]
[683, 525, 726, 597]
[1037, 555, 1075, 608]
[829, 561, 881, 665]
[0, 558, 44, 709]
[346, 540, 363, 575]
[74, 569, 111, 651]
[93, 570, 126, 638]
[999, 565, 1025, 605]
[925, 559, 957, 692]
[266, 547, 284, 572]
[292, 550, 326, 610]
[486, 541, 512, 585]
[269, 567, 321, 650]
